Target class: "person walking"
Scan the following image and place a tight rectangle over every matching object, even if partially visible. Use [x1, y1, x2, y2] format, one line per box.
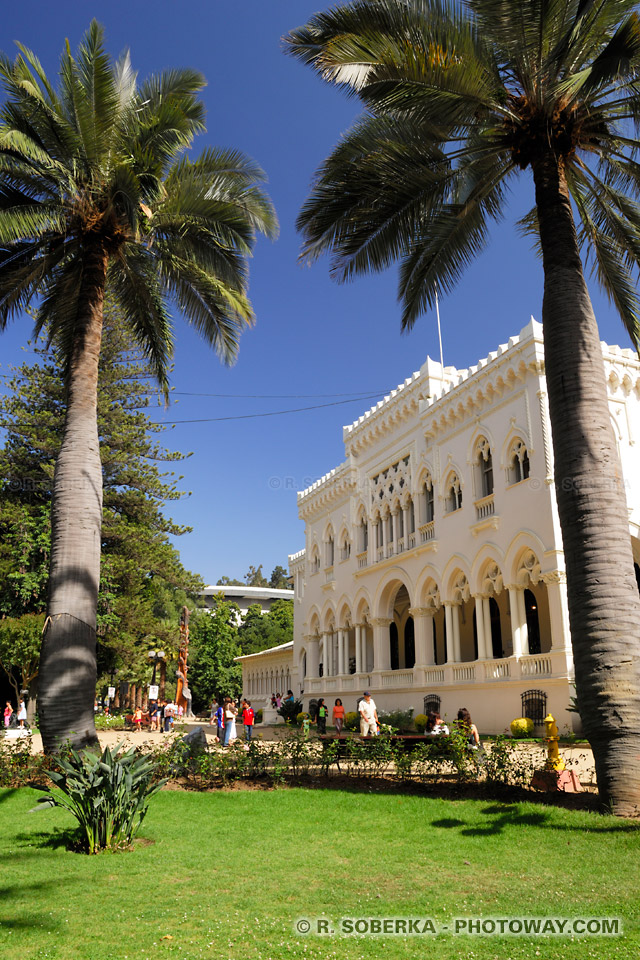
[214, 701, 225, 743]
[241, 700, 255, 742]
[332, 698, 345, 734]
[316, 698, 328, 734]
[223, 698, 237, 746]
[359, 692, 378, 737]
[163, 699, 176, 733]
[17, 698, 27, 729]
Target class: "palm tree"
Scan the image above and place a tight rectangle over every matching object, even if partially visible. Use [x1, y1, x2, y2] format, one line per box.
[0, 22, 277, 752]
[286, 0, 640, 814]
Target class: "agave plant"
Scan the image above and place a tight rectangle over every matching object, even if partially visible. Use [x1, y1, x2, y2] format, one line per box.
[31, 744, 166, 853]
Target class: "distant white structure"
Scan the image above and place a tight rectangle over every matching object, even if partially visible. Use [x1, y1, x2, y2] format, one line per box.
[202, 584, 293, 621]
[238, 319, 640, 733]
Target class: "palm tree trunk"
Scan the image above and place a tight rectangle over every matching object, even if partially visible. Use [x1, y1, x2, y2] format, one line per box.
[38, 241, 108, 753]
[533, 154, 640, 816]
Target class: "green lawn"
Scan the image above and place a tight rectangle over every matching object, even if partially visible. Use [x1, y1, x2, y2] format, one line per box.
[1, 785, 638, 960]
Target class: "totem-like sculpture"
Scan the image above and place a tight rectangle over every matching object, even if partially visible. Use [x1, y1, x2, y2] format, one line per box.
[176, 606, 193, 718]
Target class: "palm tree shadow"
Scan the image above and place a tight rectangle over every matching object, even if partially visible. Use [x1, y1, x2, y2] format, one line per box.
[14, 826, 82, 852]
[431, 802, 640, 836]
[0, 876, 69, 934]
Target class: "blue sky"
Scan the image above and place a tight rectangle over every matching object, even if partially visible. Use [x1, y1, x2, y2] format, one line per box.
[0, 1, 633, 585]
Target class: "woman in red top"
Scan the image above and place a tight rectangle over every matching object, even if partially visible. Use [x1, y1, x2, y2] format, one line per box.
[332, 698, 345, 734]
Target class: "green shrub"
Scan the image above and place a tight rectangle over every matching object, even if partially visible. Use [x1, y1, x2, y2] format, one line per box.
[378, 708, 414, 732]
[344, 711, 359, 731]
[30, 745, 166, 854]
[510, 717, 534, 738]
[414, 713, 429, 734]
[296, 712, 309, 726]
[0, 736, 49, 786]
[277, 698, 303, 724]
[94, 713, 125, 731]
[255, 709, 263, 724]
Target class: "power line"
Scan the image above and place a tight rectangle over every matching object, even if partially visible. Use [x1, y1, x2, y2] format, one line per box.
[0, 393, 386, 431]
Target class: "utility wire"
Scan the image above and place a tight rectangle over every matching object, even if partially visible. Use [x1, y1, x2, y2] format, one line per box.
[0, 393, 386, 431]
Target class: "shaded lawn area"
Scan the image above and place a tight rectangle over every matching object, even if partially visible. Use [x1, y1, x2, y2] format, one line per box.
[1, 785, 638, 960]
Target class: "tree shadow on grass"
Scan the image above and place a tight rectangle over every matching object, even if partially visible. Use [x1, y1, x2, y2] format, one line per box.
[0, 877, 68, 934]
[431, 802, 640, 836]
[13, 825, 83, 852]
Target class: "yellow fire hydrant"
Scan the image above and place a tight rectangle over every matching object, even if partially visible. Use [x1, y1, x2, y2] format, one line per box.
[543, 713, 565, 771]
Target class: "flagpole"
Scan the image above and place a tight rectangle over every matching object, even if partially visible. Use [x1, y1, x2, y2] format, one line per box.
[435, 288, 444, 371]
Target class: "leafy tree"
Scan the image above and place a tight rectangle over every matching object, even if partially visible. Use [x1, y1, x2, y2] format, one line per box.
[0, 309, 203, 695]
[245, 564, 268, 587]
[216, 575, 244, 586]
[188, 598, 242, 711]
[0, 613, 42, 713]
[286, 0, 640, 814]
[237, 598, 293, 656]
[269, 565, 290, 589]
[0, 23, 276, 751]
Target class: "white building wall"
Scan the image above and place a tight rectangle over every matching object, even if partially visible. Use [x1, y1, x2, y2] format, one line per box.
[278, 319, 640, 734]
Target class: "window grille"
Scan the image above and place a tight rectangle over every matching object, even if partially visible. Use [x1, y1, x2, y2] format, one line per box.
[423, 694, 441, 715]
[521, 689, 547, 724]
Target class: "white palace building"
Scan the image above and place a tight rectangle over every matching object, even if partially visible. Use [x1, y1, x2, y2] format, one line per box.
[239, 319, 640, 733]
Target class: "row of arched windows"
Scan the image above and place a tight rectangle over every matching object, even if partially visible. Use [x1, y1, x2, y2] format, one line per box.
[309, 437, 531, 572]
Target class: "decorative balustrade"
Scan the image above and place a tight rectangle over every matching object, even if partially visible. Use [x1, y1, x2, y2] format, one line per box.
[397, 537, 405, 553]
[324, 566, 335, 583]
[452, 664, 476, 682]
[520, 654, 553, 677]
[357, 551, 368, 569]
[408, 532, 416, 548]
[484, 659, 511, 680]
[380, 670, 414, 687]
[474, 494, 495, 520]
[419, 521, 435, 542]
[377, 546, 385, 561]
[424, 666, 445, 684]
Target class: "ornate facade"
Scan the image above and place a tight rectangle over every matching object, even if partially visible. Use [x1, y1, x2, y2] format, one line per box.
[240, 319, 640, 733]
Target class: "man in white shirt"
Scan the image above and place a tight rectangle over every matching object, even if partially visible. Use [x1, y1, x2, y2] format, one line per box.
[359, 692, 378, 736]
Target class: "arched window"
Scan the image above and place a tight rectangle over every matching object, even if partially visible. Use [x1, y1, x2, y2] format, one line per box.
[326, 534, 334, 567]
[489, 597, 502, 659]
[311, 547, 320, 574]
[508, 439, 530, 484]
[360, 517, 368, 552]
[409, 498, 416, 533]
[422, 476, 435, 523]
[340, 534, 350, 561]
[404, 617, 415, 669]
[390, 622, 400, 670]
[476, 437, 493, 497]
[445, 474, 462, 513]
[524, 589, 541, 655]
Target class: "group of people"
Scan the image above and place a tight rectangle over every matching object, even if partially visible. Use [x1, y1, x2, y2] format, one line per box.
[270, 691, 295, 710]
[309, 694, 481, 748]
[3, 699, 27, 730]
[144, 699, 178, 733]
[210, 697, 255, 746]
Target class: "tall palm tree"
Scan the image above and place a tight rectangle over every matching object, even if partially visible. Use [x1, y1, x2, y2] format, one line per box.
[286, 0, 640, 814]
[0, 22, 277, 752]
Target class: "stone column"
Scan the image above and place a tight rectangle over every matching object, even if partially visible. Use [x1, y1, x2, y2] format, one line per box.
[306, 636, 320, 678]
[508, 586, 523, 658]
[391, 510, 398, 549]
[517, 588, 530, 654]
[444, 604, 457, 662]
[355, 624, 362, 674]
[409, 607, 435, 667]
[452, 604, 462, 662]
[544, 574, 571, 651]
[403, 504, 411, 545]
[371, 617, 392, 672]
[338, 629, 346, 675]
[482, 595, 493, 658]
[474, 595, 488, 659]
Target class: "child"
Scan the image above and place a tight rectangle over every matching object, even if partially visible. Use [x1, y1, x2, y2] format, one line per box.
[241, 700, 255, 742]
